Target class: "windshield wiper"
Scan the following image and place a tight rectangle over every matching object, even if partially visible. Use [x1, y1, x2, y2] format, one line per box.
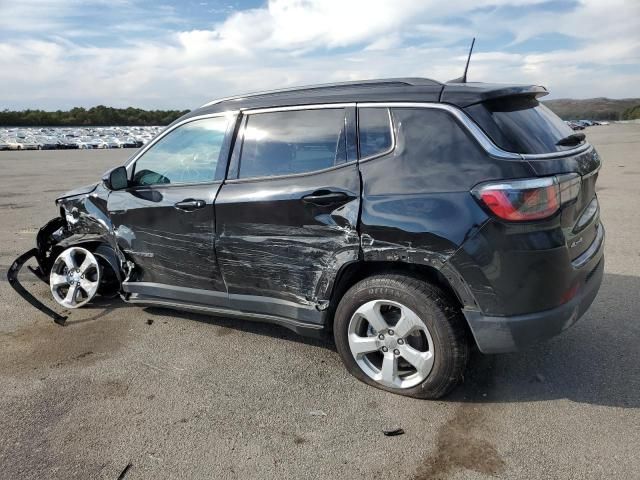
[556, 132, 586, 146]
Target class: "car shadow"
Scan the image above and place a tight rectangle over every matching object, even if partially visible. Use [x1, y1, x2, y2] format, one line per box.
[61, 296, 125, 325]
[62, 272, 636, 408]
[452, 273, 640, 408]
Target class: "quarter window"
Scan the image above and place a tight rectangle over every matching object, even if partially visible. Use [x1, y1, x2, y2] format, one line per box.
[238, 109, 346, 179]
[465, 97, 578, 154]
[132, 116, 228, 186]
[358, 107, 393, 159]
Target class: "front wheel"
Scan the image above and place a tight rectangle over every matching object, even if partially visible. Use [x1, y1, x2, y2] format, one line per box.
[334, 274, 469, 399]
[50, 247, 102, 308]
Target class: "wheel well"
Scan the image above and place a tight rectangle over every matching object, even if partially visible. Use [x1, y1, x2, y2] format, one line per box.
[326, 261, 463, 332]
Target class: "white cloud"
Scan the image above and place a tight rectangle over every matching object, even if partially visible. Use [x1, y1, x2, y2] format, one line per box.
[0, 0, 638, 109]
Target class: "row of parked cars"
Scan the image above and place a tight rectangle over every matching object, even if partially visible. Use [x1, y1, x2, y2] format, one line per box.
[565, 119, 609, 131]
[0, 126, 164, 151]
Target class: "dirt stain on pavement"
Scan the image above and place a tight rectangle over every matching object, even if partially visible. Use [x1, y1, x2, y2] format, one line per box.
[414, 405, 505, 480]
[0, 316, 129, 376]
[0, 203, 34, 210]
[414, 352, 505, 479]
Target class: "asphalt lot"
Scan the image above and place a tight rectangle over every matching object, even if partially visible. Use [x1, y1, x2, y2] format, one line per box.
[1, 124, 639, 480]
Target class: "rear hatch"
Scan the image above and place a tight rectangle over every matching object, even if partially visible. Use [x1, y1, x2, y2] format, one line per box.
[462, 92, 601, 261]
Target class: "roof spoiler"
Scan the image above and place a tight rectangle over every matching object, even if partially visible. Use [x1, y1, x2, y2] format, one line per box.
[440, 84, 549, 108]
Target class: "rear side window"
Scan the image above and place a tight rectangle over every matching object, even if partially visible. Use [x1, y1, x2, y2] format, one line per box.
[238, 109, 346, 179]
[358, 107, 393, 158]
[465, 96, 578, 154]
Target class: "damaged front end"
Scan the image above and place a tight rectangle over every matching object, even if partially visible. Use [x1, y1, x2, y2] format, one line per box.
[7, 183, 128, 325]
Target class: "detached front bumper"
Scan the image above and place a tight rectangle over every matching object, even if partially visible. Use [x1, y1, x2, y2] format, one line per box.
[7, 248, 68, 325]
[463, 225, 605, 354]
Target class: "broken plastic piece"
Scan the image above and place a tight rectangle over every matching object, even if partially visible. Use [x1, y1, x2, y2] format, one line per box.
[117, 463, 132, 480]
[7, 248, 67, 326]
[383, 427, 405, 437]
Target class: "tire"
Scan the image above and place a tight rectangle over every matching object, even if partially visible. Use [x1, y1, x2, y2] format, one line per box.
[333, 274, 469, 399]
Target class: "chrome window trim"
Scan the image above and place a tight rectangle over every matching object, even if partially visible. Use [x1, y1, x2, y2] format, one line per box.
[144, 102, 594, 187]
[521, 143, 592, 159]
[242, 103, 355, 115]
[357, 107, 396, 162]
[124, 111, 239, 171]
[357, 102, 593, 160]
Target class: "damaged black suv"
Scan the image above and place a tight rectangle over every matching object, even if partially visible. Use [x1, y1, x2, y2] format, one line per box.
[10, 78, 604, 398]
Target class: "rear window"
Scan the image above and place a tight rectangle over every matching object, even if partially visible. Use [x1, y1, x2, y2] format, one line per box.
[238, 109, 346, 179]
[465, 96, 580, 154]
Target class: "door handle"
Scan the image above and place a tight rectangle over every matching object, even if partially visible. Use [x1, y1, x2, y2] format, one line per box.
[302, 191, 349, 206]
[174, 199, 206, 211]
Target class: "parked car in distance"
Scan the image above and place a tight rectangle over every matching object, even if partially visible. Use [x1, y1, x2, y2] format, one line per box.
[566, 121, 585, 131]
[34, 136, 61, 150]
[5, 137, 39, 150]
[11, 78, 605, 399]
[0, 126, 163, 150]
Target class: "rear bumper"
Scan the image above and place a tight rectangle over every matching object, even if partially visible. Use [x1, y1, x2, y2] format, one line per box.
[463, 226, 605, 354]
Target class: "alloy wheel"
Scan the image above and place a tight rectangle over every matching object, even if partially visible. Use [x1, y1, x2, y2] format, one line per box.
[50, 247, 101, 308]
[347, 299, 435, 389]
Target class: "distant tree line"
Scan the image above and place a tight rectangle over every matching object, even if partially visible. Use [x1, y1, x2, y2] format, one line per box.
[544, 98, 640, 121]
[557, 110, 622, 121]
[3, 102, 639, 126]
[622, 105, 640, 120]
[0, 106, 190, 126]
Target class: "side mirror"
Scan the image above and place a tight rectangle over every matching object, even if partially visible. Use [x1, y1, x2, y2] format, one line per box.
[102, 166, 129, 191]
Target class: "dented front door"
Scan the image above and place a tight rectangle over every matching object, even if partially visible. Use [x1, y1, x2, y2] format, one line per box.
[107, 114, 234, 296]
[108, 183, 224, 292]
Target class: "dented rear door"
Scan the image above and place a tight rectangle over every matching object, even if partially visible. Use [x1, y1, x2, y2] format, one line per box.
[215, 105, 360, 324]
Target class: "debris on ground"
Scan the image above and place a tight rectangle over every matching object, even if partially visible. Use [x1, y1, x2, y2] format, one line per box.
[117, 463, 132, 480]
[383, 427, 405, 437]
[146, 319, 154, 325]
[309, 410, 327, 417]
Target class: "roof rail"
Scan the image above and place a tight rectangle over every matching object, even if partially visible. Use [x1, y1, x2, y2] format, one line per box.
[200, 77, 442, 108]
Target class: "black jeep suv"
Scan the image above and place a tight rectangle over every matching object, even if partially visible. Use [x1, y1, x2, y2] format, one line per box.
[11, 78, 604, 398]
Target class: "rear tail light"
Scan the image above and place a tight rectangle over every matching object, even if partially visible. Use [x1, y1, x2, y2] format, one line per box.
[472, 177, 565, 221]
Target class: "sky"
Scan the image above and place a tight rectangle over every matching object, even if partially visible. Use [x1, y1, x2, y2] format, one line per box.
[0, 0, 638, 110]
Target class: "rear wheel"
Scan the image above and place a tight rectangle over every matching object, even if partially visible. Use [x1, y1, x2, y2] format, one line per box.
[334, 274, 469, 399]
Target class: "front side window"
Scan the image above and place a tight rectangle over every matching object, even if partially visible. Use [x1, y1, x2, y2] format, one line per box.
[238, 108, 346, 179]
[358, 107, 393, 158]
[132, 116, 228, 186]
